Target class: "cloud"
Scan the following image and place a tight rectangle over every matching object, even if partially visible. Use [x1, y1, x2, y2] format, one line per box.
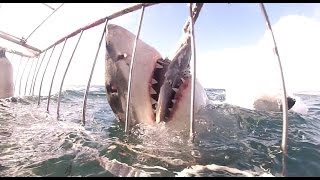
[197, 14, 320, 109]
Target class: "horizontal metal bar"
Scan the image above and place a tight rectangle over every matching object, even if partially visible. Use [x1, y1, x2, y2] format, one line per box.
[41, 3, 158, 53]
[0, 45, 35, 58]
[0, 31, 41, 54]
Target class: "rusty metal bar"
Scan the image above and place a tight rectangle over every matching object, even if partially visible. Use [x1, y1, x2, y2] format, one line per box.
[0, 31, 41, 55]
[29, 55, 41, 95]
[82, 20, 109, 126]
[19, 58, 30, 96]
[57, 31, 84, 118]
[0, 30, 21, 41]
[188, 3, 197, 142]
[24, 57, 35, 96]
[38, 46, 56, 106]
[41, 3, 158, 53]
[259, 3, 288, 177]
[14, 56, 23, 93]
[47, 39, 68, 112]
[25, 3, 64, 42]
[32, 50, 48, 96]
[125, 5, 146, 134]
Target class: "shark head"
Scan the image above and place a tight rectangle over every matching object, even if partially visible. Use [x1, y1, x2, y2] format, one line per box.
[105, 24, 207, 128]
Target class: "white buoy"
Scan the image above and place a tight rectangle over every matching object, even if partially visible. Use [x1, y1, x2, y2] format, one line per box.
[0, 48, 14, 99]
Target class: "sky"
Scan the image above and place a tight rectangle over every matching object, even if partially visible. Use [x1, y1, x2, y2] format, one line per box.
[1, 3, 320, 110]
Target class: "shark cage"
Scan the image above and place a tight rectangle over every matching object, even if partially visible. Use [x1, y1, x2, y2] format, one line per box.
[0, 3, 289, 177]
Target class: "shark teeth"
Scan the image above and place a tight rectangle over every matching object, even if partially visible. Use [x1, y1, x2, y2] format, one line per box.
[181, 78, 185, 83]
[172, 99, 176, 104]
[151, 98, 157, 105]
[155, 63, 163, 69]
[172, 88, 178, 93]
[168, 108, 172, 111]
[151, 78, 157, 84]
[150, 88, 157, 95]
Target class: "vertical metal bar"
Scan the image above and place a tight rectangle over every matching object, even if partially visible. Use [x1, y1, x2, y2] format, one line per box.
[14, 56, 23, 93]
[19, 58, 30, 96]
[32, 50, 48, 96]
[188, 3, 197, 142]
[124, 6, 145, 134]
[57, 31, 84, 118]
[259, 3, 288, 177]
[82, 19, 109, 125]
[24, 57, 35, 96]
[10, 53, 14, 62]
[47, 39, 68, 112]
[38, 46, 56, 106]
[29, 55, 41, 95]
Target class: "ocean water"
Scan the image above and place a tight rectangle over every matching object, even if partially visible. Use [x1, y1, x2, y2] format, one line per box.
[0, 86, 319, 177]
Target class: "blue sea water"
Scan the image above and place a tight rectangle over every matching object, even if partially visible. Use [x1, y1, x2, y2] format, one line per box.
[0, 86, 319, 177]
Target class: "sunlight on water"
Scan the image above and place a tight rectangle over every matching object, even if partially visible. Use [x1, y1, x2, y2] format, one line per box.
[0, 86, 319, 177]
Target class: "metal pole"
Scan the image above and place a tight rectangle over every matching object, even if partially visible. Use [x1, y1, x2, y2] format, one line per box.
[29, 55, 41, 95]
[188, 3, 197, 142]
[47, 39, 68, 112]
[57, 31, 84, 118]
[10, 53, 14, 62]
[31, 50, 48, 96]
[41, 3, 157, 54]
[124, 5, 145, 134]
[19, 58, 30, 96]
[25, 3, 64, 42]
[24, 57, 35, 96]
[38, 46, 56, 106]
[259, 3, 288, 176]
[82, 20, 109, 125]
[14, 56, 23, 93]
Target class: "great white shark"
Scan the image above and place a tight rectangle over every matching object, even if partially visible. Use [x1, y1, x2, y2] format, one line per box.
[104, 24, 296, 130]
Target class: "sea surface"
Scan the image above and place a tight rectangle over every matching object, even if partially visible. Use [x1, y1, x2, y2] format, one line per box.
[0, 86, 319, 177]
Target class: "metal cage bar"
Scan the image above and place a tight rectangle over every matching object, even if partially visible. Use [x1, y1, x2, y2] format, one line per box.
[0, 31, 41, 55]
[24, 57, 35, 96]
[14, 56, 23, 92]
[29, 55, 41, 95]
[38, 46, 56, 106]
[47, 39, 68, 112]
[25, 3, 65, 42]
[259, 3, 288, 177]
[9, 53, 14, 62]
[19, 58, 30, 96]
[31, 50, 48, 96]
[57, 30, 84, 118]
[41, 3, 158, 54]
[188, 3, 197, 142]
[124, 5, 146, 134]
[81, 20, 109, 125]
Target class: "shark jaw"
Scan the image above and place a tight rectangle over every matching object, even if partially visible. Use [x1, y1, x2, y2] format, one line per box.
[105, 24, 208, 127]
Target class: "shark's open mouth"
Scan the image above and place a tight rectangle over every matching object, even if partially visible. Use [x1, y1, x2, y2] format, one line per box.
[149, 58, 170, 117]
[105, 23, 202, 125]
